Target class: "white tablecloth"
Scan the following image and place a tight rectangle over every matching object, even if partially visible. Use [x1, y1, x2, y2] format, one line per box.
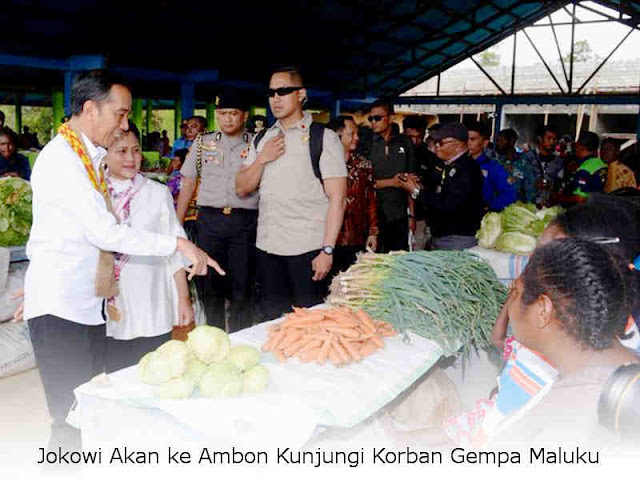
[71, 308, 446, 449]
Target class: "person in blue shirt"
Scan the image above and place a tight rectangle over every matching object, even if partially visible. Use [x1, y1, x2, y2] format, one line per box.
[170, 116, 206, 156]
[467, 121, 516, 211]
[0, 127, 31, 180]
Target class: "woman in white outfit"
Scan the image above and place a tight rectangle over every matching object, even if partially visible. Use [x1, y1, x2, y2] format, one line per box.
[104, 124, 194, 372]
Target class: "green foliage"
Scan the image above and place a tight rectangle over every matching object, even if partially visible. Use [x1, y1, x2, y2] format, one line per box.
[563, 40, 597, 64]
[0, 177, 32, 247]
[478, 50, 501, 67]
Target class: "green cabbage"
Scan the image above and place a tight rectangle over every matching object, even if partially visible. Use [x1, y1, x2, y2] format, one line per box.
[186, 325, 230, 364]
[183, 354, 208, 386]
[0, 177, 32, 246]
[153, 376, 194, 399]
[502, 204, 538, 233]
[138, 340, 189, 384]
[242, 365, 270, 394]
[494, 232, 537, 254]
[476, 212, 503, 248]
[226, 345, 261, 372]
[199, 363, 243, 398]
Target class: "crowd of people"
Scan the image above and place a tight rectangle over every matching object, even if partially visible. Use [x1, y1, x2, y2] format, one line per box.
[12, 66, 640, 451]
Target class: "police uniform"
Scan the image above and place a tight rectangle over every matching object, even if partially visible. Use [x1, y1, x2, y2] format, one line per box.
[180, 95, 257, 332]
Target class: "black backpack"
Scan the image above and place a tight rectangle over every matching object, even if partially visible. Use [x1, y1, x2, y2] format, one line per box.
[253, 122, 325, 186]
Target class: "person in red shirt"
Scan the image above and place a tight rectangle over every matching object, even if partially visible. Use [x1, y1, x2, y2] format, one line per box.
[327, 115, 378, 274]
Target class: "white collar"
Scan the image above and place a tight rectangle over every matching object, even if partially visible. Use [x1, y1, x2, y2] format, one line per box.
[79, 132, 107, 168]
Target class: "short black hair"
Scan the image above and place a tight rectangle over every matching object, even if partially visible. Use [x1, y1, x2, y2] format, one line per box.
[0, 110, 5, 124]
[270, 65, 304, 86]
[0, 126, 15, 142]
[577, 130, 600, 152]
[189, 116, 207, 131]
[174, 148, 189, 162]
[536, 124, 559, 139]
[402, 115, 427, 131]
[499, 128, 518, 144]
[71, 70, 129, 116]
[326, 115, 354, 134]
[369, 98, 394, 115]
[467, 121, 491, 139]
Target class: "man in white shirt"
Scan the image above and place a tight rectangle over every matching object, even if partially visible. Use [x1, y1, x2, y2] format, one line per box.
[23, 70, 223, 450]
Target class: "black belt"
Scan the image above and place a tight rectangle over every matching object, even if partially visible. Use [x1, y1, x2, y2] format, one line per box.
[198, 206, 257, 216]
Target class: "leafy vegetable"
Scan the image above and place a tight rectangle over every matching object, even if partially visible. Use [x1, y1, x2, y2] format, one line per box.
[494, 232, 537, 254]
[186, 325, 230, 364]
[242, 365, 270, 394]
[502, 204, 538, 233]
[138, 350, 187, 384]
[153, 376, 194, 399]
[226, 345, 261, 372]
[199, 363, 243, 398]
[476, 212, 503, 248]
[183, 354, 208, 386]
[0, 177, 32, 247]
[328, 250, 508, 354]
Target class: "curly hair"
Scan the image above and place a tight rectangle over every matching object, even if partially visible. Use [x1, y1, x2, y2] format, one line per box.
[521, 238, 631, 350]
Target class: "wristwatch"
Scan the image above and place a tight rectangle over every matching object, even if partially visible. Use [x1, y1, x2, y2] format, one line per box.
[411, 186, 421, 200]
[321, 245, 334, 255]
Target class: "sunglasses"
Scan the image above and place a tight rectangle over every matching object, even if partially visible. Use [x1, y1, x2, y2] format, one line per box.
[268, 86, 303, 98]
[368, 115, 388, 123]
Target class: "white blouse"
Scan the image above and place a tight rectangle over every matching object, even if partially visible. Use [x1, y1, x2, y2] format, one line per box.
[106, 178, 189, 340]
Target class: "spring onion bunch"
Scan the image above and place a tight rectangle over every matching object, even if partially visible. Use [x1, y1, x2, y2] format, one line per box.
[328, 250, 508, 355]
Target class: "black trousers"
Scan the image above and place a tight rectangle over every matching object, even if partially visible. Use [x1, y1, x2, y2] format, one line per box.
[28, 315, 106, 450]
[332, 245, 363, 276]
[256, 249, 327, 321]
[195, 208, 257, 333]
[380, 216, 409, 253]
[105, 332, 172, 373]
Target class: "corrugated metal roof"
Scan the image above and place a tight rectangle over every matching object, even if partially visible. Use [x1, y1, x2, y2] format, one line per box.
[0, 1, 637, 101]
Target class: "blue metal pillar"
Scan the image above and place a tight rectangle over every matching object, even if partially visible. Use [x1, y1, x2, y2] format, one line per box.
[332, 99, 341, 119]
[180, 82, 195, 121]
[64, 71, 74, 116]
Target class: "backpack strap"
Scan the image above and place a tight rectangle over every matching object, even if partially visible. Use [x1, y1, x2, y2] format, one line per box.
[253, 129, 268, 149]
[309, 122, 325, 186]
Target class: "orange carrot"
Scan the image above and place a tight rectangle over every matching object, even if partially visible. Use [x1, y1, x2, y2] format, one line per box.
[297, 338, 323, 354]
[278, 329, 304, 350]
[298, 347, 320, 362]
[339, 338, 362, 362]
[332, 338, 351, 364]
[267, 328, 288, 351]
[370, 334, 385, 348]
[284, 336, 315, 357]
[359, 339, 379, 357]
[273, 349, 287, 363]
[325, 327, 360, 339]
[328, 347, 342, 366]
[316, 333, 333, 365]
[354, 309, 377, 333]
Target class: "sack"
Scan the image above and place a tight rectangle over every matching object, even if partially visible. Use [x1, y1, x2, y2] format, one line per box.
[0, 321, 36, 378]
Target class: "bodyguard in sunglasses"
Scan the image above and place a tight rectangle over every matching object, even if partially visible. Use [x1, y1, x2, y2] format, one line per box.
[368, 99, 417, 252]
[236, 66, 347, 321]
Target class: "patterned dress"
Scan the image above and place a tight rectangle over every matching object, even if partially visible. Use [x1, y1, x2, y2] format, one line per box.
[337, 152, 379, 247]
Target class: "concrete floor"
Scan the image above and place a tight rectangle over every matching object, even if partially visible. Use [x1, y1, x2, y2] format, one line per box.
[0, 368, 49, 447]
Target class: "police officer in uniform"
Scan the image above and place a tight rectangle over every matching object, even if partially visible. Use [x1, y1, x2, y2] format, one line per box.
[176, 94, 257, 332]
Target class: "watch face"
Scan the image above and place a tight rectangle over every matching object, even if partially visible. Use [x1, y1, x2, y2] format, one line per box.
[323, 246, 334, 255]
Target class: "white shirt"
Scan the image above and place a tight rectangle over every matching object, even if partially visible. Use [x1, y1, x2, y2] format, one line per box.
[107, 178, 188, 340]
[24, 133, 177, 325]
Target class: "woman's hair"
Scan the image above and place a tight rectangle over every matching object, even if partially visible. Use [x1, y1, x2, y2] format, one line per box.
[521, 238, 631, 350]
[551, 195, 640, 318]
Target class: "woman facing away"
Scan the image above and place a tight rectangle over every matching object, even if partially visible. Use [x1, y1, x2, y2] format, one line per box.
[489, 237, 639, 446]
[103, 124, 194, 373]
